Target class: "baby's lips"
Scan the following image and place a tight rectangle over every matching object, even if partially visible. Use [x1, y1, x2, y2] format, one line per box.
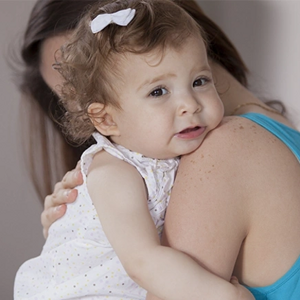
[179, 126, 201, 134]
[176, 126, 206, 139]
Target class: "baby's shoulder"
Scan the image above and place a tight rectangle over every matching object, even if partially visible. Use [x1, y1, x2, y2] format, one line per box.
[88, 150, 142, 189]
[90, 150, 138, 174]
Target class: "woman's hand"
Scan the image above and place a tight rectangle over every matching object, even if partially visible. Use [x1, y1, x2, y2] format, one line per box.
[41, 162, 83, 238]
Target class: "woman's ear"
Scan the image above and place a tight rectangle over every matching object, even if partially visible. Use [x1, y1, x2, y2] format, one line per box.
[88, 103, 120, 136]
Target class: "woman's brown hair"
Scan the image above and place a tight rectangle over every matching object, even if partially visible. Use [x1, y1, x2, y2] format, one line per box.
[18, 0, 249, 201]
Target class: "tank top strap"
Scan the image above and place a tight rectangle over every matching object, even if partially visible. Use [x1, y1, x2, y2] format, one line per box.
[240, 113, 300, 163]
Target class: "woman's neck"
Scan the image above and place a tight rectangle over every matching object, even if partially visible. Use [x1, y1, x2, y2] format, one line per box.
[209, 60, 260, 116]
[210, 60, 294, 127]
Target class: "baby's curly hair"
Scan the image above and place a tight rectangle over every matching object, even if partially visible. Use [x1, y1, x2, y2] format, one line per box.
[56, 0, 206, 144]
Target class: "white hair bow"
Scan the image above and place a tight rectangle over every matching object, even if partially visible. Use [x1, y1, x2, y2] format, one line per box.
[90, 8, 136, 33]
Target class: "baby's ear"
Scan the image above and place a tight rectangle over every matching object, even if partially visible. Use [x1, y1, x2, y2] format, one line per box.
[88, 103, 120, 136]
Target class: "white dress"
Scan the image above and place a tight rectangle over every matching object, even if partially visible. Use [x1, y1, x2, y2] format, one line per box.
[14, 133, 179, 300]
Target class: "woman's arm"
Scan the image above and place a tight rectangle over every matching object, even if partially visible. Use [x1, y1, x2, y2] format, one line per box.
[88, 151, 254, 300]
[146, 118, 256, 300]
[161, 117, 252, 280]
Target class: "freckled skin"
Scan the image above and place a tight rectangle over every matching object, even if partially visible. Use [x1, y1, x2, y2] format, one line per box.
[162, 115, 300, 290]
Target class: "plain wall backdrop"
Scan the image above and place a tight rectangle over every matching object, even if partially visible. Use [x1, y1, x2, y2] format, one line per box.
[1, 0, 299, 299]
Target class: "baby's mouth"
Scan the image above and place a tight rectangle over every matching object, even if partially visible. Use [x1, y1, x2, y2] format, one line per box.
[176, 126, 206, 139]
[179, 126, 201, 134]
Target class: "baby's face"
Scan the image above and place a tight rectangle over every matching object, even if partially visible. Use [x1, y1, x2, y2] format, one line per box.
[106, 36, 224, 159]
[40, 34, 224, 160]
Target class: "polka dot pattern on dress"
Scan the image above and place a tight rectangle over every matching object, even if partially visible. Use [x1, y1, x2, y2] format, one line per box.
[14, 133, 179, 299]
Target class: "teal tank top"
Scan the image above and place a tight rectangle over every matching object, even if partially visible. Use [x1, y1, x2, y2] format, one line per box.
[240, 113, 300, 299]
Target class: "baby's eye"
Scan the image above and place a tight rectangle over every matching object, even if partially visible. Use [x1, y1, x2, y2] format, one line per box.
[193, 77, 210, 87]
[149, 87, 168, 97]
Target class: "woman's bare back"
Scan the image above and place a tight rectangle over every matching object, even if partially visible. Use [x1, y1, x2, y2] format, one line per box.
[163, 114, 300, 288]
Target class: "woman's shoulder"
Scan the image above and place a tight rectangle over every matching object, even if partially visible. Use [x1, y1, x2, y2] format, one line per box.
[180, 114, 288, 188]
[203, 114, 284, 152]
[182, 114, 298, 187]
[210, 115, 271, 140]
[196, 115, 271, 159]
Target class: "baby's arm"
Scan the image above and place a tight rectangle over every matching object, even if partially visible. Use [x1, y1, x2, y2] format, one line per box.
[146, 277, 253, 300]
[87, 152, 253, 300]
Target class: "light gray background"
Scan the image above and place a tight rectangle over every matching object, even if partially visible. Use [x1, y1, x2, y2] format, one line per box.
[1, 0, 299, 299]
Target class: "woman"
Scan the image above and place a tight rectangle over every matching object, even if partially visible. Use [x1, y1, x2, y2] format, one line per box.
[19, 0, 300, 298]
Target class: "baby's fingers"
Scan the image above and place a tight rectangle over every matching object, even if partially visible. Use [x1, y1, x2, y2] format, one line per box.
[230, 276, 239, 285]
[230, 276, 255, 300]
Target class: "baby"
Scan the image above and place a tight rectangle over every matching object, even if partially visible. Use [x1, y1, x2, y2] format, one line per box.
[15, 1, 253, 299]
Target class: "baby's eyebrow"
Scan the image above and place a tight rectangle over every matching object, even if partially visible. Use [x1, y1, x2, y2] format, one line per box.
[137, 73, 177, 91]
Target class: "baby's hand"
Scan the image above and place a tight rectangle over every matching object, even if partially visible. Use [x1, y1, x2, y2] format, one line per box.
[41, 161, 83, 238]
[230, 276, 255, 300]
